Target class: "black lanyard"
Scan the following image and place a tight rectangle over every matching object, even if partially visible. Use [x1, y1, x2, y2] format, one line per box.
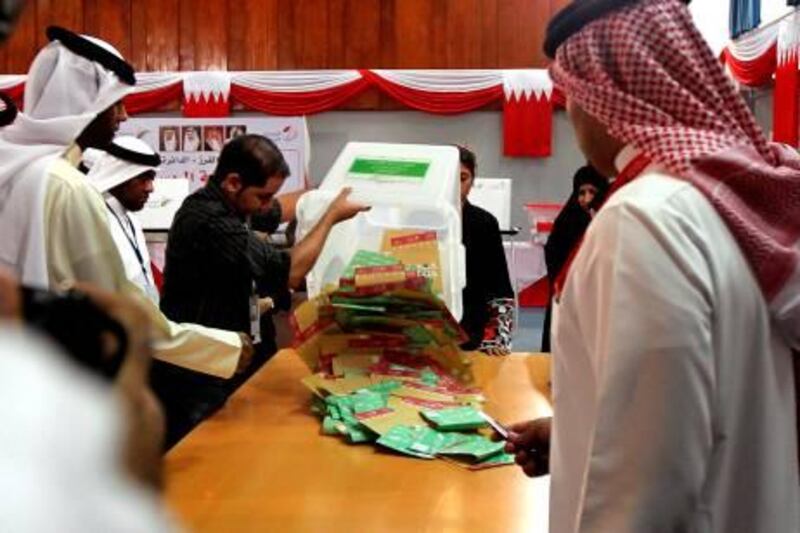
[105, 202, 152, 286]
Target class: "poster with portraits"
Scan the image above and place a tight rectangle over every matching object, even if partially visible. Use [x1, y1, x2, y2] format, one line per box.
[119, 117, 307, 230]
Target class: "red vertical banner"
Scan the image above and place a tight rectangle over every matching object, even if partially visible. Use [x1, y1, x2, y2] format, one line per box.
[503, 93, 553, 158]
[773, 53, 799, 146]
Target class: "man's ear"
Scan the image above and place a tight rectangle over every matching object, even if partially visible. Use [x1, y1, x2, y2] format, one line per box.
[222, 173, 242, 194]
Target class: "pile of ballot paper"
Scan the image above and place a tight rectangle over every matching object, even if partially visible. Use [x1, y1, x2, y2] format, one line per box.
[293, 231, 514, 470]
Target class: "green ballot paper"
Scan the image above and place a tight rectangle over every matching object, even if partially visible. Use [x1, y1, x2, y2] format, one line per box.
[377, 425, 436, 459]
[350, 390, 388, 415]
[341, 250, 401, 279]
[438, 434, 506, 461]
[376, 425, 461, 459]
[322, 416, 345, 436]
[421, 406, 489, 431]
[469, 452, 516, 470]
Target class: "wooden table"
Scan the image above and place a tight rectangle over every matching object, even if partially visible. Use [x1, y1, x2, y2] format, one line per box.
[165, 351, 552, 533]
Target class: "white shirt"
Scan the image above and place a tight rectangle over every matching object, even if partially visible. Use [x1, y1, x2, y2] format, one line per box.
[104, 195, 160, 304]
[550, 149, 800, 532]
[0, 327, 177, 532]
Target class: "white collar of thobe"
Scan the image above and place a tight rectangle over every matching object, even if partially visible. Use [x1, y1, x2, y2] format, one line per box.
[614, 144, 641, 174]
[104, 194, 139, 243]
[104, 194, 130, 221]
[104, 193, 152, 288]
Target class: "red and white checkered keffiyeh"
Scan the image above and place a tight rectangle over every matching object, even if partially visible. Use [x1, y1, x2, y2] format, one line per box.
[551, 0, 800, 345]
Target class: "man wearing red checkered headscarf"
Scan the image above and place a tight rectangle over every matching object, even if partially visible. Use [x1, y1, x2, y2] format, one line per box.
[504, 1, 800, 531]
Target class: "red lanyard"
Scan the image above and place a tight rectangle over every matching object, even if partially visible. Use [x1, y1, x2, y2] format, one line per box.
[553, 153, 652, 300]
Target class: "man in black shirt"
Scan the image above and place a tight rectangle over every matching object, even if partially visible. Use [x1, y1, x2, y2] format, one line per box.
[156, 134, 366, 447]
[458, 146, 514, 354]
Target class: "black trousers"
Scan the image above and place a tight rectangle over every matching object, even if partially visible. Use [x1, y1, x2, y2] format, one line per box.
[541, 299, 553, 353]
[150, 340, 275, 450]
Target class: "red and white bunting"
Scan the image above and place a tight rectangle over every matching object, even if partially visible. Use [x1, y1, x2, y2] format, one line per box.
[723, 22, 779, 86]
[230, 70, 368, 115]
[0, 69, 557, 158]
[232, 70, 362, 92]
[775, 11, 800, 146]
[124, 72, 183, 114]
[370, 69, 501, 92]
[719, 8, 800, 146]
[364, 69, 504, 114]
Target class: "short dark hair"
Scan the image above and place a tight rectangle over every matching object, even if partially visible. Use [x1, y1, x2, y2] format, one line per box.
[211, 134, 290, 188]
[457, 145, 476, 178]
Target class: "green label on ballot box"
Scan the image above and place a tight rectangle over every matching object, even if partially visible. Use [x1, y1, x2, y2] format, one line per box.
[348, 158, 431, 181]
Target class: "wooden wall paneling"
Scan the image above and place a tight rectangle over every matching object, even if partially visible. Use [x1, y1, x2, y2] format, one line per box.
[129, 0, 148, 70]
[445, 0, 483, 68]
[193, 0, 228, 70]
[392, 0, 446, 68]
[35, 0, 84, 48]
[431, 0, 448, 68]
[379, 0, 396, 68]
[279, 0, 330, 69]
[549, 0, 571, 18]
[342, 0, 380, 67]
[373, 0, 399, 109]
[326, 0, 345, 67]
[146, 0, 179, 71]
[178, 0, 195, 70]
[392, 0, 431, 68]
[497, 0, 546, 67]
[130, 0, 180, 71]
[227, 0, 278, 70]
[276, 0, 296, 69]
[84, 0, 131, 58]
[2, 1, 38, 73]
[479, 0, 499, 68]
[334, 0, 381, 109]
[0, 38, 7, 73]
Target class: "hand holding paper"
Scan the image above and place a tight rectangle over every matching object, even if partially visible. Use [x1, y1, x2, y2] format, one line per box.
[504, 417, 552, 477]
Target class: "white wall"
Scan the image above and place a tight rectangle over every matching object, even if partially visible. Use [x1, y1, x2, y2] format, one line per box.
[307, 110, 585, 233]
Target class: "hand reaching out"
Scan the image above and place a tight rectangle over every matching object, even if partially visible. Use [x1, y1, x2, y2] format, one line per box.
[327, 187, 370, 223]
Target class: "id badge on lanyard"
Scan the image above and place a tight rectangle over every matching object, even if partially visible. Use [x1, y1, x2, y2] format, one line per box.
[250, 280, 262, 345]
[244, 218, 262, 345]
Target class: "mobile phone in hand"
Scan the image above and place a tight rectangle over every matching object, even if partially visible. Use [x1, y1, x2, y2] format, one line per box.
[481, 411, 509, 440]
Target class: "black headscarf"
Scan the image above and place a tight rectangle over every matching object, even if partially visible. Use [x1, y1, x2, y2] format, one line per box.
[543, 0, 692, 58]
[573, 165, 609, 207]
[545, 165, 608, 284]
[0, 93, 17, 127]
[541, 165, 608, 351]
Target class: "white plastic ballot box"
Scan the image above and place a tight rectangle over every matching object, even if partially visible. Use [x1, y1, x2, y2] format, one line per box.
[296, 142, 466, 320]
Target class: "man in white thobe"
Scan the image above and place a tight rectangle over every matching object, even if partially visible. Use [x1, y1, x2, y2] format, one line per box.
[85, 136, 161, 304]
[504, 1, 800, 532]
[0, 26, 249, 381]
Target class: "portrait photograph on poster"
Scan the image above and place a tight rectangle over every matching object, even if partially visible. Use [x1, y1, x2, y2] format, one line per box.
[120, 117, 307, 229]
